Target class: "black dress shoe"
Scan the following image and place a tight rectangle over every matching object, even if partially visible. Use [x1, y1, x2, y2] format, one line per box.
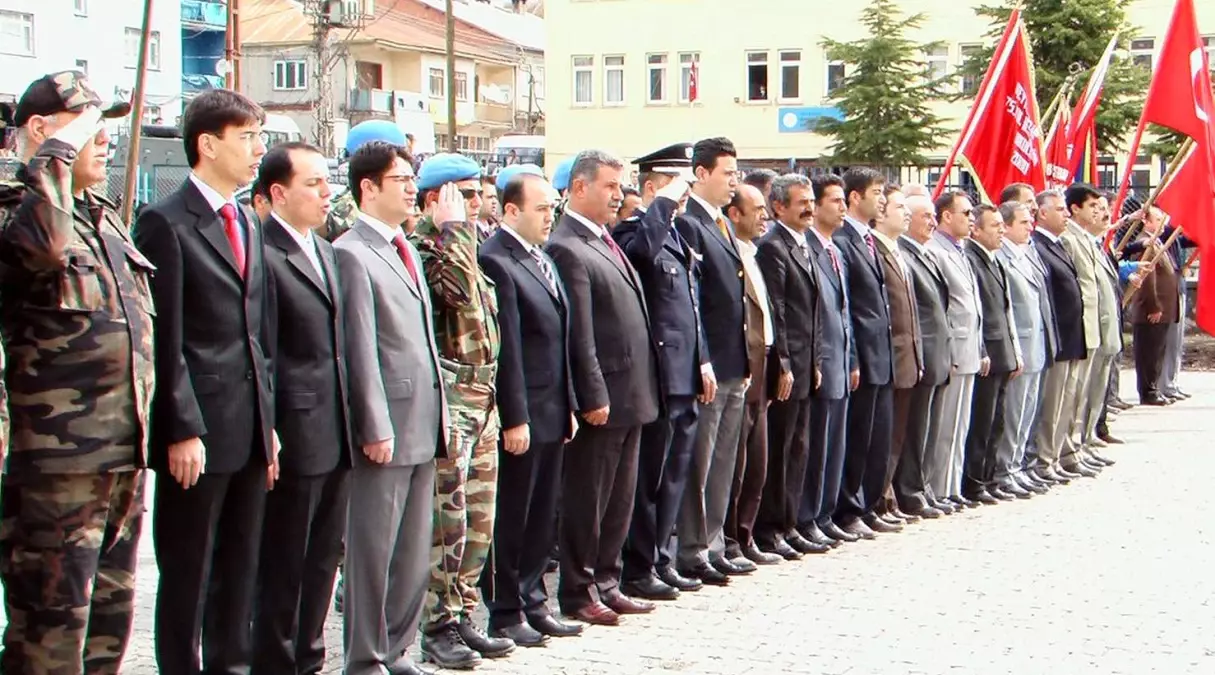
[1141, 394, 1169, 406]
[546, 558, 559, 573]
[822, 521, 860, 542]
[1110, 399, 1133, 411]
[986, 486, 1016, 501]
[621, 574, 679, 601]
[909, 505, 944, 518]
[1014, 474, 1048, 494]
[1063, 462, 1100, 478]
[785, 532, 830, 554]
[656, 566, 703, 592]
[759, 537, 803, 560]
[951, 495, 980, 508]
[527, 613, 583, 637]
[998, 481, 1033, 499]
[677, 562, 730, 586]
[1034, 467, 1068, 485]
[862, 514, 903, 533]
[491, 622, 549, 648]
[929, 499, 956, 515]
[386, 660, 429, 675]
[710, 554, 757, 574]
[964, 489, 1000, 505]
[891, 506, 920, 523]
[878, 512, 905, 526]
[422, 625, 482, 670]
[798, 523, 841, 547]
[742, 542, 783, 565]
[842, 519, 878, 539]
[458, 619, 515, 658]
[1055, 465, 1084, 480]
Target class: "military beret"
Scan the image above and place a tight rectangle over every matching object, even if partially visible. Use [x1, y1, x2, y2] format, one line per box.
[495, 163, 545, 192]
[417, 152, 482, 191]
[552, 156, 577, 192]
[345, 120, 405, 156]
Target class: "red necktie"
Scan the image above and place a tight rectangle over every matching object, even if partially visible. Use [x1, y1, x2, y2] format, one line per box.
[863, 231, 878, 263]
[601, 233, 629, 268]
[826, 244, 842, 277]
[218, 204, 246, 279]
[392, 233, 420, 287]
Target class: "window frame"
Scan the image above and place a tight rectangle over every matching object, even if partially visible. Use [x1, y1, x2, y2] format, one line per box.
[1130, 37, 1155, 71]
[428, 67, 445, 98]
[958, 43, 983, 95]
[273, 60, 309, 91]
[778, 49, 802, 102]
[825, 58, 845, 96]
[678, 52, 700, 104]
[0, 10, 35, 57]
[745, 50, 769, 103]
[603, 54, 625, 106]
[572, 55, 594, 106]
[646, 53, 668, 105]
[454, 71, 468, 102]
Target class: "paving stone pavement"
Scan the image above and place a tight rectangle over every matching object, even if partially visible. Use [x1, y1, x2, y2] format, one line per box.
[5, 370, 1215, 673]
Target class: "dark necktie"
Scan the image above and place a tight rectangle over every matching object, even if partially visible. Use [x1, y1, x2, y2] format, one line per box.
[826, 243, 842, 278]
[219, 203, 246, 279]
[863, 231, 878, 263]
[531, 248, 558, 295]
[392, 233, 420, 287]
[602, 232, 629, 268]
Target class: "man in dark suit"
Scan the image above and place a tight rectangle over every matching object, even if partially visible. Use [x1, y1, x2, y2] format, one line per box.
[898, 195, 954, 517]
[962, 205, 1022, 504]
[334, 141, 447, 675]
[133, 89, 277, 675]
[615, 143, 719, 600]
[1129, 213, 1180, 405]
[800, 174, 859, 545]
[673, 137, 750, 584]
[252, 143, 353, 674]
[1030, 190, 1087, 484]
[754, 174, 828, 558]
[833, 168, 897, 537]
[547, 150, 661, 626]
[479, 167, 582, 645]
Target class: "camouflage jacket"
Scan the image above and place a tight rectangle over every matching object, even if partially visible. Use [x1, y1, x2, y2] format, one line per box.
[0, 178, 20, 459]
[410, 214, 500, 373]
[0, 139, 156, 476]
[323, 189, 358, 242]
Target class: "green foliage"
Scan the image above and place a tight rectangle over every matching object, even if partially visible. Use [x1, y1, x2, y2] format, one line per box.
[818, 0, 953, 167]
[957, 0, 1148, 154]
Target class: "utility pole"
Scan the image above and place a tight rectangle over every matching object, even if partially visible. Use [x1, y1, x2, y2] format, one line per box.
[224, 0, 242, 91]
[310, 0, 336, 157]
[445, 0, 457, 152]
[526, 69, 536, 134]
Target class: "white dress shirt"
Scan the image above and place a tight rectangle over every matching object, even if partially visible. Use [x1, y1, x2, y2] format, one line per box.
[736, 238, 774, 346]
[272, 213, 325, 279]
[688, 190, 723, 223]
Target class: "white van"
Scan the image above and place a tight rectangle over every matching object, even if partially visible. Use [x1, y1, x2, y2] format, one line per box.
[492, 134, 545, 170]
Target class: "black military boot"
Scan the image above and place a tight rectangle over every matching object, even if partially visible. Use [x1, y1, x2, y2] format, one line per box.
[457, 617, 516, 658]
[421, 624, 482, 670]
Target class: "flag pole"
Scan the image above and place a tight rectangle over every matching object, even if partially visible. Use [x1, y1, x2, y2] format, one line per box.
[1122, 224, 1189, 308]
[1181, 249, 1201, 276]
[1112, 137, 1195, 254]
[1039, 66, 1084, 132]
[120, 0, 154, 226]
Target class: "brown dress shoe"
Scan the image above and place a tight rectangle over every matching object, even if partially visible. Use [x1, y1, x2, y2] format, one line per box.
[565, 601, 619, 626]
[601, 591, 655, 615]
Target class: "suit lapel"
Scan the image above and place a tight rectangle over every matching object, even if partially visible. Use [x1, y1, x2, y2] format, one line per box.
[806, 232, 841, 292]
[358, 221, 421, 299]
[504, 231, 561, 305]
[689, 199, 741, 263]
[268, 218, 331, 304]
[183, 181, 245, 282]
[843, 219, 883, 279]
[318, 239, 341, 305]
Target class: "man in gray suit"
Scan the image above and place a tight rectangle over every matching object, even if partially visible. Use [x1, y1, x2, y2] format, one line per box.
[927, 191, 986, 508]
[1075, 189, 1120, 468]
[995, 202, 1053, 495]
[334, 141, 449, 675]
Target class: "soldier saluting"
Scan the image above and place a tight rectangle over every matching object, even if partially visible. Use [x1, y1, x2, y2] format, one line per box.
[0, 71, 154, 674]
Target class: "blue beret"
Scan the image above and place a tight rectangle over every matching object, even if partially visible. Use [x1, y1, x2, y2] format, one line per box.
[417, 153, 482, 191]
[495, 163, 545, 192]
[345, 120, 405, 156]
[552, 156, 577, 192]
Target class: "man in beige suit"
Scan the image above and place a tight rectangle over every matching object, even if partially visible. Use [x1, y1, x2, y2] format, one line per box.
[1058, 184, 1108, 479]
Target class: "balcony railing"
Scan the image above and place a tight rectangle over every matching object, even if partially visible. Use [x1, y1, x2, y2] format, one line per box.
[181, 0, 226, 30]
[182, 74, 225, 93]
[475, 102, 513, 125]
[349, 89, 394, 114]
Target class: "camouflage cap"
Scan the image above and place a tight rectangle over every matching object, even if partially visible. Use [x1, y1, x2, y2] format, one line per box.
[13, 70, 131, 127]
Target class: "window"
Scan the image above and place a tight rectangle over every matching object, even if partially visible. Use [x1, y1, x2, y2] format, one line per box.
[0, 11, 34, 56]
[926, 45, 949, 81]
[143, 105, 161, 123]
[604, 55, 625, 105]
[1130, 38, 1155, 70]
[779, 50, 801, 100]
[75, 59, 88, 75]
[826, 60, 845, 95]
[454, 72, 468, 101]
[429, 67, 444, 97]
[74, 0, 88, 16]
[959, 44, 983, 94]
[679, 52, 700, 103]
[273, 60, 308, 91]
[647, 53, 668, 104]
[124, 28, 161, 70]
[746, 51, 768, 101]
[573, 56, 593, 105]
[1204, 36, 1215, 74]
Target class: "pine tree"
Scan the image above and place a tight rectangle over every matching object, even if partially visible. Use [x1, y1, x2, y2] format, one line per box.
[818, 0, 953, 167]
[958, 0, 1148, 154]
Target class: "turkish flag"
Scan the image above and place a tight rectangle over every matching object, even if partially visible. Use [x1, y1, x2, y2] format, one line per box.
[1115, 0, 1215, 333]
[934, 10, 1045, 201]
[689, 60, 699, 103]
[1043, 102, 1073, 190]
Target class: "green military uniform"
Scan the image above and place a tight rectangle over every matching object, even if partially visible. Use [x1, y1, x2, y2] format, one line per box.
[0, 74, 154, 675]
[411, 212, 501, 632]
[322, 187, 358, 243]
[0, 178, 21, 458]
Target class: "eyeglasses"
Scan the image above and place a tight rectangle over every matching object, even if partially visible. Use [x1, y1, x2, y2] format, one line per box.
[381, 174, 416, 184]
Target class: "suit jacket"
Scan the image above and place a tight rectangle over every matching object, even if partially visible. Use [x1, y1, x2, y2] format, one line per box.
[1061, 221, 1101, 353]
[833, 218, 893, 385]
[674, 197, 749, 381]
[479, 228, 575, 444]
[756, 224, 821, 401]
[899, 236, 952, 387]
[740, 241, 772, 405]
[927, 232, 983, 376]
[964, 240, 1019, 375]
[998, 241, 1049, 374]
[806, 228, 852, 400]
[546, 212, 660, 428]
[333, 219, 448, 466]
[1025, 244, 1059, 369]
[613, 196, 707, 399]
[1129, 237, 1181, 325]
[1104, 247, 1127, 352]
[1092, 240, 1123, 356]
[875, 236, 922, 389]
[264, 218, 352, 475]
[1032, 229, 1087, 362]
[133, 180, 276, 473]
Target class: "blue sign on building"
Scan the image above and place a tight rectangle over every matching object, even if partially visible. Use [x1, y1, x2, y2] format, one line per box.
[777, 106, 844, 133]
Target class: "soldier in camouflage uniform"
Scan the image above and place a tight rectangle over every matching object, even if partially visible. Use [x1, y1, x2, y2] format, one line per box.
[0, 102, 17, 459]
[0, 72, 154, 675]
[411, 153, 512, 670]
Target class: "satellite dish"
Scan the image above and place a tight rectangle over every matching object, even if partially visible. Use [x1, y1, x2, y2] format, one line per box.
[214, 59, 231, 77]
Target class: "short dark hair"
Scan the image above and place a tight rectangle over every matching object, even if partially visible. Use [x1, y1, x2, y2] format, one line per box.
[257, 141, 323, 199]
[1000, 182, 1034, 203]
[348, 141, 414, 208]
[972, 203, 998, 223]
[743, 168, 777, 193]
[250, 179, 267, 201]
[181, 89, 266, 168]
[691, 137, 737, 175]
[811, 173, 844, 204]
[1065, 182, 1102, 212]
[501, 172, 545, 212]
[935, 190, 968, 221]
[621, 185, 641, 200]
[841, 167, 885, 207]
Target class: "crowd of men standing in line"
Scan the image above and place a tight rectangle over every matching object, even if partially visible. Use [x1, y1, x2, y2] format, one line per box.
[0, 67, 1190, 675]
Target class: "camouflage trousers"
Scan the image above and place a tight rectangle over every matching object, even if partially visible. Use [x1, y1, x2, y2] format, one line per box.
[424, 378, 500, 631]
[0, 470, 145, 675]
